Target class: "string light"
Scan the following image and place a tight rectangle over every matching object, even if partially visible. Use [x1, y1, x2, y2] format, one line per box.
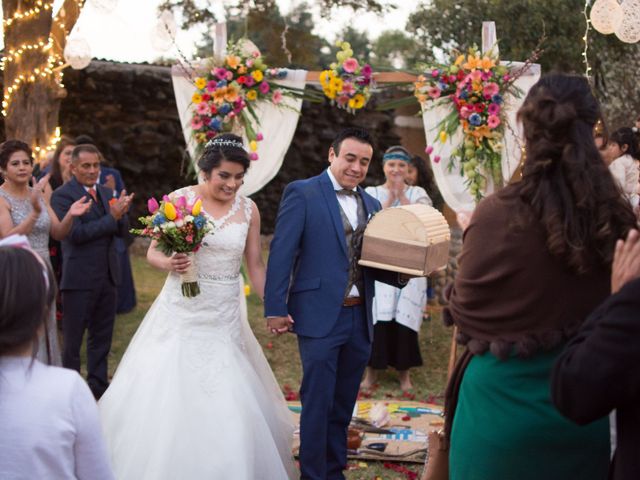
[582, 0, 593, 78]
[3, 1, 53, 28]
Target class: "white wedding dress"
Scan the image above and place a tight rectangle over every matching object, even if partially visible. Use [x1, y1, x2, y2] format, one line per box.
[99, 189, 296, 480]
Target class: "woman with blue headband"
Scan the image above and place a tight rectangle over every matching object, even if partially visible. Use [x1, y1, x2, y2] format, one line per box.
[361, 146, 432, 391]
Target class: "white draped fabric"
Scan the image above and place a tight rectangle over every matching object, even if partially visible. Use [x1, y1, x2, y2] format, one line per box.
[422, 62, 541, 214]
[171, 67, 307, 195]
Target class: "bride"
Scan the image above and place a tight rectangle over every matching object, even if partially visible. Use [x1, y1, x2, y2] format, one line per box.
[99, 134, 296, 479]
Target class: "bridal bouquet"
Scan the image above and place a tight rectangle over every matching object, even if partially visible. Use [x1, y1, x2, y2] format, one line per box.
[132, 195, 212, 297]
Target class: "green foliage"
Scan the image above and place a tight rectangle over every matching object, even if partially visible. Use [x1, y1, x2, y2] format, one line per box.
[371, 30, 423, 69]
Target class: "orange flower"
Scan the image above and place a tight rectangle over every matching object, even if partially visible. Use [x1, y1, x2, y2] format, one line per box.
[471, 125, 492, 140]
[226, 55, 241, 69]
[463, 54, 480, 70]
[238, 66, 247, 74]
[213, 87, 227, 104]
[224, 84, 239, 102]
[480, 56, 496, 71]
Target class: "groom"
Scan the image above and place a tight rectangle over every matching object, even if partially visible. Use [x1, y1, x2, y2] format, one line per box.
[265, 127, 405, 479]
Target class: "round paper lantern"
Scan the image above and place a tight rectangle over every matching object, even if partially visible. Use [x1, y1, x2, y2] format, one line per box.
[150, 10, 177, 52]
[64, 37, 92, 70]
[590, 0, 624, 34]
[615, 0, 640, 43]
[88, 0, 118, 14]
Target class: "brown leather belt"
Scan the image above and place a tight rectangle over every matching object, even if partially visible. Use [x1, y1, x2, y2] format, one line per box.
[343, 297, 363, 307]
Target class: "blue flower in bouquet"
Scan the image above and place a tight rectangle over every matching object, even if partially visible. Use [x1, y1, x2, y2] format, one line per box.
[194, 215, 206, 229]
[209, 117, 222, 130]
[492, 94, 503, 105]
[218, 103, 232, 115]
[216, 80, 227, 88]
[152, 213, 167, 226]
[468, 113, 482, 126]
[459, 90, 469, 100]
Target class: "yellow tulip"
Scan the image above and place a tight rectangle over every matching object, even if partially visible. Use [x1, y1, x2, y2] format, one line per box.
[249, 140, 258, 152]
[439, 131, 448, 143]
[191, 198, 202, 216]
[251, 70, 264, 82]
[164, 202, 177, 220]
[244, 284, 251, 296]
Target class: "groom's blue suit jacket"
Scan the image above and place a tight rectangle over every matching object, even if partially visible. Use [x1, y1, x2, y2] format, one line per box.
[265, 171, 399, 341]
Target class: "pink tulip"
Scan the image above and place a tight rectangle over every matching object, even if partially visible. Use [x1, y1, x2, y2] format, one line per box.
[256, 132, 264, 141]
[174, 196, 186, 209]
[433, 155, 441, 163]
[249, 153, 259, 161]
[425, 145, 434, 155]
[147, 197, 159, 213]
[162, 195, 171, 203]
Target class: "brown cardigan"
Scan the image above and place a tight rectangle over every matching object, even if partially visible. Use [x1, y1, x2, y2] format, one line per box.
[444, 184, 611, 359]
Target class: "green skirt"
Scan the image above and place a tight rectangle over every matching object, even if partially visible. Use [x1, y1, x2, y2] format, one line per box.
[450, 347, 609, 480]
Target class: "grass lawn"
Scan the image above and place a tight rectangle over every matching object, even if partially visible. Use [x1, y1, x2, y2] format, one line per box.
[109, 253, 452, 479]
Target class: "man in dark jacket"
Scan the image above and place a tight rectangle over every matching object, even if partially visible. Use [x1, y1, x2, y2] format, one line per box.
[51, 144, 133, 399]
[552, 229, 640, 480]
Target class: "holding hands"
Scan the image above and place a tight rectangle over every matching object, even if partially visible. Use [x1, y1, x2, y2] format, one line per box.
[267, 315, 294, 335]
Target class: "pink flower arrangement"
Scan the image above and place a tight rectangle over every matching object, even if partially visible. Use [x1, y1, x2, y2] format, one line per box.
[413, 46, 519, 201]
[343, 58, 359, 73]
[190, 42, 295, 160]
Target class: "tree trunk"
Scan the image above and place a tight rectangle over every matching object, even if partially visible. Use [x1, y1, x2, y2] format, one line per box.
[2, 0, 84, 157]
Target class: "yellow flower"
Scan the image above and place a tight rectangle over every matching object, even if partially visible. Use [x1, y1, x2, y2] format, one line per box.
[439, 131, 448, 143]
[225, 84, 239, 103]
[330, 77, 343, 92]
[191, 198, 202, 216]
[192, 92, 202, 104]
[226, 55, 241, 69]
[249, 140, 258, 152]
[244, 284, 251, 296]
[480, 56, 496, 71]
[246, 89, 258, 101]
[164, 202, 177, 220]
[196, 133, 207, 143]
[454, 54, 465, 66]
[251, 70, 264, 82]
[348, 94, 366, 109]
[323, 87, 337, 100]
[194, 77, 207, 90]
[319, 70, 333, 87]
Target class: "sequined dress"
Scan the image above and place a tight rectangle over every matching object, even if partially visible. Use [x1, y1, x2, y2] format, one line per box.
[0, 188, 61, 366]
[98, 188, 296, 479]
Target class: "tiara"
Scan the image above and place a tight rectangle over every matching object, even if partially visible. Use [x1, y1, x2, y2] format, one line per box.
[205, 137, 245, 150]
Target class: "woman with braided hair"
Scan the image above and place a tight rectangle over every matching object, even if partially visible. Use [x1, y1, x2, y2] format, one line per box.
[444, 74, 637, 479]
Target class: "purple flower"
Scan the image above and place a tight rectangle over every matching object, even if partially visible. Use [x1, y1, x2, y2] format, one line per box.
[488, 103, 500, 115]
[361, 64, 372, 78]
[259, 81, 270, 94]
[468, 113, 482, 126]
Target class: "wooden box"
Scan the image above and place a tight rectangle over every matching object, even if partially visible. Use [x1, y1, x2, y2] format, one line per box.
[359, 204, 450, 276]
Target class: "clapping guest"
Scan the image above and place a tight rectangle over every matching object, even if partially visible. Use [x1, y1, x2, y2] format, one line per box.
[445, 74, 637, 479]
[361, 146, 432, 391]
[46, 136, 76, 191]
[0, 241, 114, 480]
[51, 144, 134, 399]
[552, 229, 640, 480]
[0, 140, 90, 365]
[76, 134, 137, 314]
